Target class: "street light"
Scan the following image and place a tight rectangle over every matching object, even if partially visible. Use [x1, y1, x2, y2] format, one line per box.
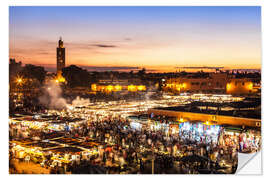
[17, 78, 22, 83]
[178, 117, 186, 123]
[16, 77, 23, 86]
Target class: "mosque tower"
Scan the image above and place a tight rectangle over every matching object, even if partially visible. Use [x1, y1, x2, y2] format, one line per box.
[56, 37, 65, 77]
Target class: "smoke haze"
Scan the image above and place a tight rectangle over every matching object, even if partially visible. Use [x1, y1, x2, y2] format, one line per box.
[72, 96, 90, 107]
[39, 81, 67, 109]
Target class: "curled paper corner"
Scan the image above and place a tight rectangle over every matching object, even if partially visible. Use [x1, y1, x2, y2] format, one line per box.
[236, 151, 262, 175]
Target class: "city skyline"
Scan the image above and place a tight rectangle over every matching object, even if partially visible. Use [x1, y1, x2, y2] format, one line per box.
[9, 6, 261, 72]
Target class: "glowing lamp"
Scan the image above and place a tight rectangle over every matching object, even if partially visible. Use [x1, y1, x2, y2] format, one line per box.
[114, 85, 122, 91]
[182, 83, 186, 88]
[17, 78, 22, 83]
[178, 117, 186, 123]
[16, 77, 23, 85]
[91, 84, 97, 91]
[137, 85, 146, 91]
[247, 82, 253, 90]
[128, 85, 136, 91]
[58, 77, 66, 82]
[106, 85, 113, 92]
[226, 83, 231, 91]
[175, 84, 181, 91]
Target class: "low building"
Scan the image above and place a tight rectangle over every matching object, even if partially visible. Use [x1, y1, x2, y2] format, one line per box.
[163, 72, 258, 95]
[91, 78, 146, 94]
[226, 78, 256, 95]
[147, 103, 261, 128]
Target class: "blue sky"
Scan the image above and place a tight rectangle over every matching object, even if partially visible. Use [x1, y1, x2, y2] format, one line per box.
[9, 6, 261, 72]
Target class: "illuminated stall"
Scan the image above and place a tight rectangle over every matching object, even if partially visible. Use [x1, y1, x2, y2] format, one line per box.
[130, 121, 142, 131]
[179, 122, 221, 143]
[149, 121, 169, 134]
[218, 127, 261, 153]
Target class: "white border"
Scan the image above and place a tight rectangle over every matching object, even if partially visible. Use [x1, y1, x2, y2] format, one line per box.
[2, 0, 269, 180]
[5, 0, 264, 6]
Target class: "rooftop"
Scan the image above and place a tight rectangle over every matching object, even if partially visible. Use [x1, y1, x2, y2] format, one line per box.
[154, 100, 261, 119]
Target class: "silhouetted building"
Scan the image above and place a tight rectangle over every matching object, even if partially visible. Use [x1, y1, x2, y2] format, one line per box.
[56, 37, 65, 77]
[9, 58, 22, 78]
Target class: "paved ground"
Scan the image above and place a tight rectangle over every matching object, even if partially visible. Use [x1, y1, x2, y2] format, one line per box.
[10, 159, 50, 174]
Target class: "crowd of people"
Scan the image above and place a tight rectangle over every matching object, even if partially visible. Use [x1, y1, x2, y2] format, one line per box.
[9, 111, 243, 174]
[219, 130, 261, 153]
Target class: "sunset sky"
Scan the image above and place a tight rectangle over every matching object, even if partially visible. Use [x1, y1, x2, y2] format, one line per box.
[9, 6, 261, 72]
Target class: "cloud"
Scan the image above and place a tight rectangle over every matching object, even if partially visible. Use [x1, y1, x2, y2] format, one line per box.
[10, 48, 54, 56]
[81, 66, 160, 72]
[80, 65, 139, 71]
[65, 42, 118, 50]
[91, 44, 117, 48]
[37, 52, 51, 55]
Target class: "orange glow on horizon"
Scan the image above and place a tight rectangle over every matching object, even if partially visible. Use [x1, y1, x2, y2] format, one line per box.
[9, 38, 261, 73]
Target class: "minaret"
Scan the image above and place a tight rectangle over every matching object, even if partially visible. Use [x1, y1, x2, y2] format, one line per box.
[56, 37, 65, 77]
